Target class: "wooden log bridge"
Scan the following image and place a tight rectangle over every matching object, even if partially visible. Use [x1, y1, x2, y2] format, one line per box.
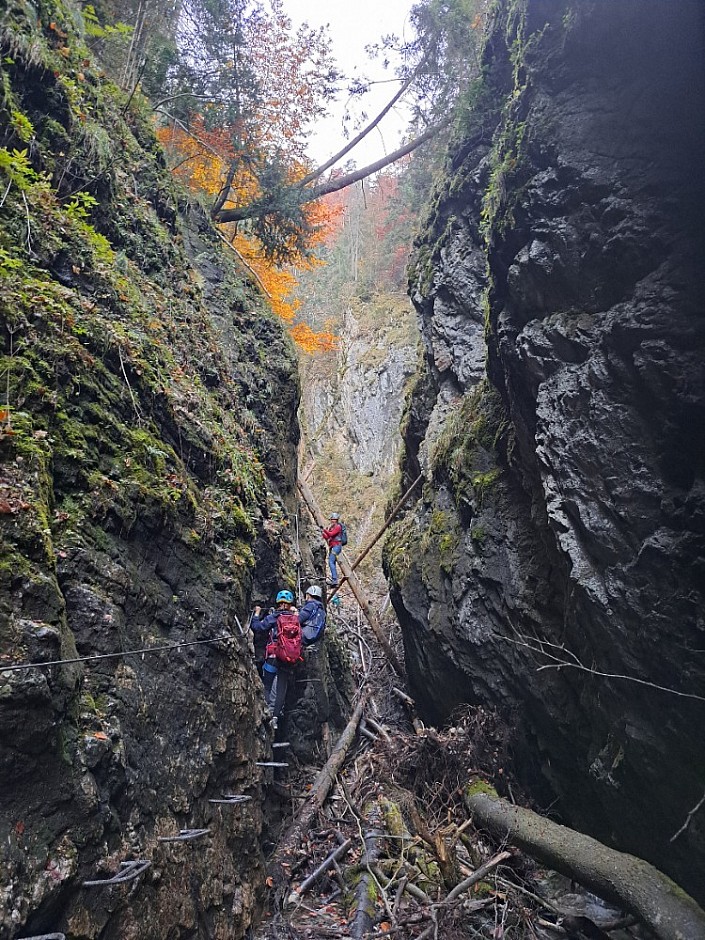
[297, 475, 404, 677]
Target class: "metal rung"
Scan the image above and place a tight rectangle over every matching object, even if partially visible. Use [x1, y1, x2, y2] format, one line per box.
[256, 761, 289, 768]
[21, 935, 66, 939]
[272, 742, 290, 748]
[83, 860, 151, 887]
[208, 794, 252, 804]
[157, 828, 210, 843]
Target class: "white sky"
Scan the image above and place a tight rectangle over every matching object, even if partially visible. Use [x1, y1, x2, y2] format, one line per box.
[283, 0, 415, 169]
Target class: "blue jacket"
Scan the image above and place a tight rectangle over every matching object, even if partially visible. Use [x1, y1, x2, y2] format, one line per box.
[299, 599, 326, 645]
[251, 610, 280, 637]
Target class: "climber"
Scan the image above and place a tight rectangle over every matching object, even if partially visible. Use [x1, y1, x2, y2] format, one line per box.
[299, 584, 327, 647]
[321, 512, 344, 586]
[251, 589, 302, 724]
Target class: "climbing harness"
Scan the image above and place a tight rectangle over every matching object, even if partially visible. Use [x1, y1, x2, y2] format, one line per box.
[83, 859, 151, 887]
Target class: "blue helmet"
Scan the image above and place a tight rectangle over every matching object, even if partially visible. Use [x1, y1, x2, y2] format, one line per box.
[276, 589, 294, 604]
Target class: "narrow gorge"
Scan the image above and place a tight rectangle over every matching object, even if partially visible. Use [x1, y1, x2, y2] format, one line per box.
[1, 0, 704, 938]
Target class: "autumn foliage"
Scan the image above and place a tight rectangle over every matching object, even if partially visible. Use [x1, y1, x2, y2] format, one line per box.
[153, 0, 343, 352]
[157, 122, 342, 350]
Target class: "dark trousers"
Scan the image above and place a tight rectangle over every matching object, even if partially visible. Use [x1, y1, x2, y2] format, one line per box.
[263, 664, 294, 719]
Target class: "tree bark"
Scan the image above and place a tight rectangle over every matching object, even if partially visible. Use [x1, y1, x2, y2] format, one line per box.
[297, 476, 404, 676]
[351, 803, 385, 940]
[464, 788, 705, 940]
[275, 692, 369, 908]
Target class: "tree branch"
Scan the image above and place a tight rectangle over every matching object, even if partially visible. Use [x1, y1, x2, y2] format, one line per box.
[213, 119, 449, 225]
[464, 788, 705, 940]
[297, 64, 422, 187]
[307, 118, 450, 199]
[152, 92, 222, 110]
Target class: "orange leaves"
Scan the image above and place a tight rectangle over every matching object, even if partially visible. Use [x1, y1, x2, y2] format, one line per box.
[156, 121, 238, 200]
[229, 233, 299, 321]
[288, 323, 338, 355]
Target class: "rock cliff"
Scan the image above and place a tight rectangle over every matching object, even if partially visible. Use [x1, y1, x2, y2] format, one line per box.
[386, 0, 705, 901]
[301, 295, 418, 575]
[0, 1, 301, 936]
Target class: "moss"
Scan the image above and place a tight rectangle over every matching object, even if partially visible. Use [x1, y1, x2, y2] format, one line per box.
[430, 382, 506, 511]
[471, 468, 501, 503]
[0, 0, 298, 703]
[380, 798, 406, 840]
[421, 510, 460, 574]
[384, 512, 420, 586]
[470, 525, 486, 544]
[56, 725, 75, 766]
[466, 778, 499, 799]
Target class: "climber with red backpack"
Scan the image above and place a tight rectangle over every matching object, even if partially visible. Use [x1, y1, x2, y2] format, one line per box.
[251, 589, 303, 725]
[321, 512, 347, 586]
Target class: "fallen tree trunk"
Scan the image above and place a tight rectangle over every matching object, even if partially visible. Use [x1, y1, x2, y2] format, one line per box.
[297, 476, 404, 676]
[351, 803, 385, 940]
[276, 693, 369, 906]
[327, 474, 423, 605]
[464, 787, 705, 940]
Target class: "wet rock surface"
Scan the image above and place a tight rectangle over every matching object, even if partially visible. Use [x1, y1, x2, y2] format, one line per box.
[387, 0, 705, 901]
[0, 3, 304, 935]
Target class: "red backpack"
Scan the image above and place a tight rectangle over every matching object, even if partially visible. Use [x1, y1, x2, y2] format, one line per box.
[274, 611, 303, 664]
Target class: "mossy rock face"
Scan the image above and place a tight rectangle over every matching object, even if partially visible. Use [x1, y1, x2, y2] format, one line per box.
[391, 0, 705, 908]
[0, 0, 302, 935]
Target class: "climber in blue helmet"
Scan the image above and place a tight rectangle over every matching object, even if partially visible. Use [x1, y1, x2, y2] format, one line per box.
[250, 588, 300, 726]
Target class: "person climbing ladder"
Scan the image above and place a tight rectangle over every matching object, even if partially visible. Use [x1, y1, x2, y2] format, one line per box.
[321, 512, 346, 586]
[251, 589, 303, 726]
[299, 584, 327, 646]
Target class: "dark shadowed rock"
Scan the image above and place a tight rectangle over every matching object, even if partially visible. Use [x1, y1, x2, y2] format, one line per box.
[387, 0, 705, 902]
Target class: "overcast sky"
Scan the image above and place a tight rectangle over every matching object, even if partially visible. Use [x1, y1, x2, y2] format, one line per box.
[283, 0, 415, 169]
